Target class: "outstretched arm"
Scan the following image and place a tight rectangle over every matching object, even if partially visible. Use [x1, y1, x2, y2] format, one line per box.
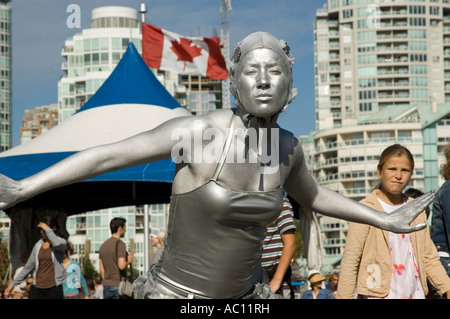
[0, 115, 194, 210]
[283, 143, 434, 233]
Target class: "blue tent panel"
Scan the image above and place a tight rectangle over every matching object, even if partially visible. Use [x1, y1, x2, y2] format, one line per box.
[0, 152, 176, 183]
[77, 42, 181, 113]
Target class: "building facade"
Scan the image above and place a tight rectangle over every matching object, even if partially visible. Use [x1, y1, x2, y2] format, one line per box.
[182, 75, 224, 115]
[58, 6, 142, 122]
[19, 104, 58, 145]
[0, 0, 11, 152]
[314, 0, 450, 132]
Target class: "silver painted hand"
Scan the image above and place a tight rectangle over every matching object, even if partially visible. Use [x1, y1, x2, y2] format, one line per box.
[383, 190, 436, 233]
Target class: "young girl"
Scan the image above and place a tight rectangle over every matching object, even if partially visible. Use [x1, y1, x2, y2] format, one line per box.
[337, 144, 450, 299]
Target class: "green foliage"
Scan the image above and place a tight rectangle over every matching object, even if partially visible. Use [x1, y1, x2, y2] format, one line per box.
[82, 256, 99, 281]
[0, 240, 9, 284]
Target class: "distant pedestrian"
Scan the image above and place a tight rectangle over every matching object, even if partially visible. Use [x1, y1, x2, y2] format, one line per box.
[150, 231, 165, 266]
[301, 273, 335, 299]
[62, 241, 90, 299]
[93, 276, 104, 299]
[86, 278, 96, 298]
[325, 272, 339, 298]
[99, 217, 133, 299]
[261, 197, 296, 298]
[5, 216, 67, 299]
[431, 141, 450, 278]
[10, 251, 31, 299]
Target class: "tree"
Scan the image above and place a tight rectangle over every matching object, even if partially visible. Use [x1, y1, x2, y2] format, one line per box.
[0, 238, 10, 284]
[82, 256, 99, 281]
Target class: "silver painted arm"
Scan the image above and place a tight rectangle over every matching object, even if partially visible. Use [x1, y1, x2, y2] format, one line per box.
[0, 115, 195, 210]
[283, 141, 435, 234]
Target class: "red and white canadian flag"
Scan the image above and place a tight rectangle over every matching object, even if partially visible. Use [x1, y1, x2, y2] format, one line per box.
[142, 22, 228, 80]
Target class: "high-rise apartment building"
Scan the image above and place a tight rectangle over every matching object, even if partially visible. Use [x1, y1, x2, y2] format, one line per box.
[19, 104, 58, 145]
[58, 6, 142, 122]
[313, 0, 450, 273]
[0, 0, 11, 152]
[314, 0, 450, 131]
[182, 75, 223, 115]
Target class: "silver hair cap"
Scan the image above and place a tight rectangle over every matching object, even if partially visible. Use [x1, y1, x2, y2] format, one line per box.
[231, 32, 294, 69]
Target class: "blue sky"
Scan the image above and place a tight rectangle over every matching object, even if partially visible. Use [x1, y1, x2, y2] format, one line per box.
[9, 0, 327, 146]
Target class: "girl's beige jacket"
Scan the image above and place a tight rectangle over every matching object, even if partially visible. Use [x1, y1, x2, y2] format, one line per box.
[337, 189, 450, 299]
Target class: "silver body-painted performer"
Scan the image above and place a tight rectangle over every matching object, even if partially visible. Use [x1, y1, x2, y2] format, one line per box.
[0, 32, 435, 299]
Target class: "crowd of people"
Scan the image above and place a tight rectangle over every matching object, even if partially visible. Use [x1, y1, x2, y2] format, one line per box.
[0, 31, 447, 300]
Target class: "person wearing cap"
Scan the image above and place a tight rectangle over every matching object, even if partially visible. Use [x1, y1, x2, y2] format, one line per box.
[300, 273, 335, 299]
[0, 32, 435, 299]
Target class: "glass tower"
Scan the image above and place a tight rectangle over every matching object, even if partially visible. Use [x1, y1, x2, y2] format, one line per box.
[0, 0, 11, 152]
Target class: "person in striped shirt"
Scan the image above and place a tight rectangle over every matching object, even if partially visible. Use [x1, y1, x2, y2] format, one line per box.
[262, 197, 297, 298]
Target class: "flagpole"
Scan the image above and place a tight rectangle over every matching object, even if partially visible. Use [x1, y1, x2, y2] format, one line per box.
[139, 2, 150, 274]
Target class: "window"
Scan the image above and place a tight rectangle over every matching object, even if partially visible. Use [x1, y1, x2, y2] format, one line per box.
[358, 78, 376, 88]
[411, 89, 428, 98]
[92, 53, 99, 65]
[409, 41, 427, 51]
[100, 38, 109, 50]
[430, 6, 440, 15]
[342, 9, 353, 19]
[84, 39, 90, 51]
[409, 6, 425, 15]
[410, 54, 427, 62]
[410, 65, 427, 74]
[358, 66, 376, 76]
[409, 18, 426, 26]
[359, 102, 373, 111]
[91, 38, 99, 51]
[357, 19, 369, 29]
[356, 7, 371, 17]
[410, 77, 428, 86]
[357, 43, 375, 53]
[410, 29, 426, 38]
[357, 31, 376, 41]
[358, 54, 376, 64]
[112, 38, 121, 50]
[84, 53, 90, 66]
[359, 90, 376, 100]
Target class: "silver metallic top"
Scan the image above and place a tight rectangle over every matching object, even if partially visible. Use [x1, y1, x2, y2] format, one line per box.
[152, 113, 283, 298]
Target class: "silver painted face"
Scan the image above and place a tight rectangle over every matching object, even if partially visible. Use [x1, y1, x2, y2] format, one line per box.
[234, 48, 291, 119]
